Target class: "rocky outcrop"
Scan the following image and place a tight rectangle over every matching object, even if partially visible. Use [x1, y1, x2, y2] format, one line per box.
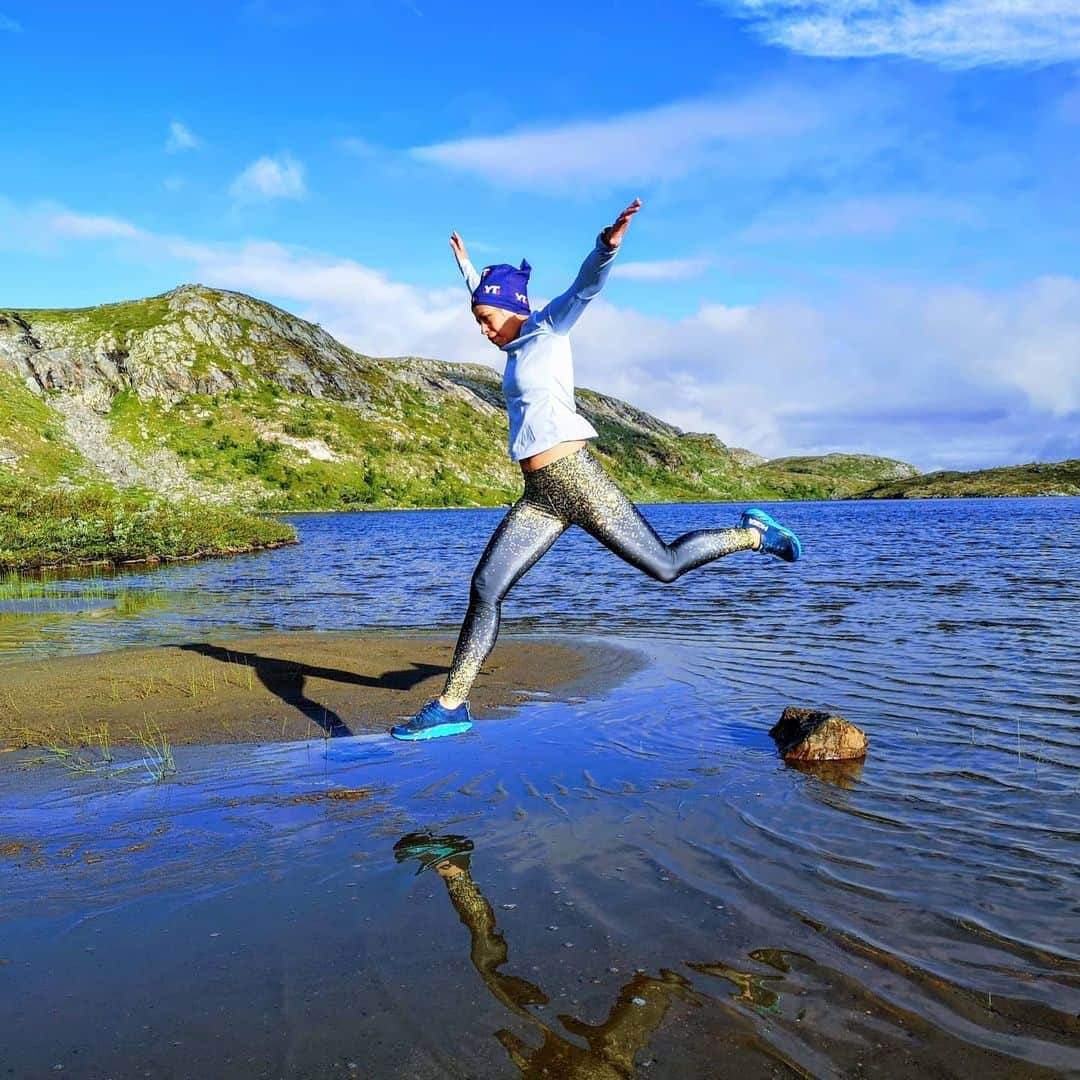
[767, 453, 918, 483]
[580, 389, 684, 439]
[1, 286, 382, 409]
[769, 707, 868, 762]
[727, 447, 767, 468]
[377, 355, 506, 419]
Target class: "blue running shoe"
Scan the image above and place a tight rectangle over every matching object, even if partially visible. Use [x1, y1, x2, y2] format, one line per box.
[391, 698, 473, 741]
[739, 507, 803, 563]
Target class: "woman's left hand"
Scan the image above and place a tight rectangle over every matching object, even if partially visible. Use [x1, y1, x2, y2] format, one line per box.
[450, 231, 470, 265]
[602, 197, 642, 248]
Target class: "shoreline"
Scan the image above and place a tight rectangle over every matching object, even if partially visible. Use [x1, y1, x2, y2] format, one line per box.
[0, 630, 646, 750]
[6, 537, 300, 575]
[230, 489, 1080, 517]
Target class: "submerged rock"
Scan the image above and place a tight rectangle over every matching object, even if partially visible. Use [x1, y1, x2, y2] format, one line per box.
[784, 757, 865, 789]
[770, 707, 868, 762]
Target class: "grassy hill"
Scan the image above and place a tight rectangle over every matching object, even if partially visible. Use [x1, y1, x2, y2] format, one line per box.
[1, 285, 916, 509]
[856, 459, 1080, 499]
[757, 453, 918, 500]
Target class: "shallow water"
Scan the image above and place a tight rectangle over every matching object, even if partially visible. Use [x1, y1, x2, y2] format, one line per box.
[1, 498, 1078, 1077]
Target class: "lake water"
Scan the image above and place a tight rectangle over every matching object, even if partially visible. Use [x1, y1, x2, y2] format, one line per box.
[1, 497, 1078, 1077]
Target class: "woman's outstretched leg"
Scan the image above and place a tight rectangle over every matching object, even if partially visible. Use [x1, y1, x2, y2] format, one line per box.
[391, 499, 567, 740]
[540, 448, 762, 582]
[441, 500, 568, 703]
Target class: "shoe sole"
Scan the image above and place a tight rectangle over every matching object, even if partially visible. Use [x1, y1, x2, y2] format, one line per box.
[742, 508, 802, 562]
[391, 720, 473, 741]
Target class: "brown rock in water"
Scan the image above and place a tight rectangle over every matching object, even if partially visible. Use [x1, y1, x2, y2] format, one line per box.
[769, 707, 868, 762]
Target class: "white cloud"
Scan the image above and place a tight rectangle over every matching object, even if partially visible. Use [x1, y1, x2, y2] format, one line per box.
[718, 0, 1080, 67]
[48, 212, 141, 239]
[566, 277, 1080, 468]
[229, 153, 307, 202]
[180, 242, 1080, 469]
[12, 200, 1080, 471]
[337, 135, 383, 158]
[166, 121, 201, 153]
[616, 258, 713, 282]
[0, 13, 20, 31]
[163, 175, 188, 192]
[410, 87, 824, 190]
[177, 239, 470, 360]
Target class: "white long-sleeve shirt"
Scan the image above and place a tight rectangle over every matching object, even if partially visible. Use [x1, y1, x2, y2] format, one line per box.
[459, 232, 617, 462]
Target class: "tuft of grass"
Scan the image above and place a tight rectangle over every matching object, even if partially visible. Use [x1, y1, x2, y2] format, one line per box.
[131, 718, 176, 782]
[90, 723, 113, 764]
[0, 476, 297, 571]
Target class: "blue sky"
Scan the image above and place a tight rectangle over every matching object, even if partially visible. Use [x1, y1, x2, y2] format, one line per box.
[1, 0, 1078, 470]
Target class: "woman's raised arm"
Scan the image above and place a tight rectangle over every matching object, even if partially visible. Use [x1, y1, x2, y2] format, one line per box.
[451, 231, 481, 294]
[537, 198, 642, 335]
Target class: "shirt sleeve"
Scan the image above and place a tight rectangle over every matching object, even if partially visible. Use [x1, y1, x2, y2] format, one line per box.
[458, 257, 481, 296]
[535, 232, 618, 334]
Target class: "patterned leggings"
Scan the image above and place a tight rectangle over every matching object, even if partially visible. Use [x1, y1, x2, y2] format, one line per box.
[442, 445, 757, 702]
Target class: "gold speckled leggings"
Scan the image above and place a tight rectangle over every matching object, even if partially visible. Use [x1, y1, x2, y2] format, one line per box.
[442, 444, 757, 702]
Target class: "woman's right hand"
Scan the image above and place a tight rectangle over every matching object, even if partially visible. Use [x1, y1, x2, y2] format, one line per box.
[450, 231, 469, 264]
[601, 197, 642, 249]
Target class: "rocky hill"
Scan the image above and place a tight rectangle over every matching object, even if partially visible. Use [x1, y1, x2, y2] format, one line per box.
[856, 459, 1080, 499]
[0, 285, 916, 508]
[757, 453, 919, 499]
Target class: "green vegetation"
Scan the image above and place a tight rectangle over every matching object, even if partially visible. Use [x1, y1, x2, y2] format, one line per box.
[107, 384, 520, 509]
[133, 719, 176, 782]
[757, 453, 918, 500]
[16, 294, 173, 337]
[26, 718, 176, 783]
[0, 371, 86, 484]
[0, 477, 297, 571]
[856, 459, 1080, 499]
[583, 407, 782, 502]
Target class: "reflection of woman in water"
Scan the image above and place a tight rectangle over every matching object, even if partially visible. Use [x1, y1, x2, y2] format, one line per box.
[394, 831, 699, 1077]
[392, 199, 802, 741]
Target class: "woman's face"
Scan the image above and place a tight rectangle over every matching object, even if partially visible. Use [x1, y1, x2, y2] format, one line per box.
[472, 304, 522, 348]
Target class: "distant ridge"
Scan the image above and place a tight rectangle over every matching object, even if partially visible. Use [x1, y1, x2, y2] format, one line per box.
[2, 284, 920, 508]
[855, 459, 1080, 499]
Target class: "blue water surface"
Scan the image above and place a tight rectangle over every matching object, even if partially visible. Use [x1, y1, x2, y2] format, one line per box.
[1, 497, 1078, 1078]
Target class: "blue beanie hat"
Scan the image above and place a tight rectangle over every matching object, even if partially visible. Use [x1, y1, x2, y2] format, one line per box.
[471, 259, 531, 316]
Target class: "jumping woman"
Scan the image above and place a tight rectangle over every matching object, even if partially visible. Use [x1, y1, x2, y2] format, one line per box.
[391, 198, 802, 741]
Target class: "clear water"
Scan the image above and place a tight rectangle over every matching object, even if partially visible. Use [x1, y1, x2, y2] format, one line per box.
[1, 498, 1078, 1077]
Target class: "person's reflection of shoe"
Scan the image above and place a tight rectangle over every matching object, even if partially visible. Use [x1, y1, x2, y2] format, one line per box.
[393, 830, 474, 875]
